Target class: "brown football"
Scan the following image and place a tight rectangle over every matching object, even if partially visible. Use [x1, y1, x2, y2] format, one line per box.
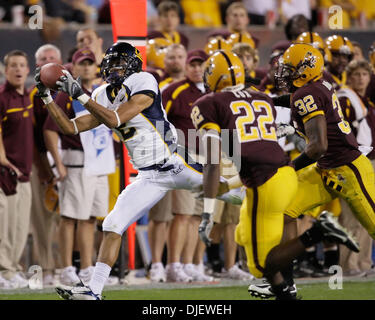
[40, 63, 66, 90]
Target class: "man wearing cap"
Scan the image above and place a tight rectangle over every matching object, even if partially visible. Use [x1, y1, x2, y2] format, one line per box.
[43, 48, 113, 286]
[147, 49, 213, 283]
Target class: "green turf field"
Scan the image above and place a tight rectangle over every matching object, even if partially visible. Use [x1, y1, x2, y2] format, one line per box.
[0, 281, 374, 300]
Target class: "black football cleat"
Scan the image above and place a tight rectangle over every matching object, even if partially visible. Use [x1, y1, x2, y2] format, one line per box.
[316, 211, 360, 253]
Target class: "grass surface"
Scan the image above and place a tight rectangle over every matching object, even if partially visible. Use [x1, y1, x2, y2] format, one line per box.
[0, 281, 374, 300]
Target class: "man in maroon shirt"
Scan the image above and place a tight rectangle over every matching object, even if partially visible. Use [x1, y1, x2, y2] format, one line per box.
[43, 48, 111, 287]
[147, 1, 189, 49]
[159, 44, 187, 92]
[0, 50, 32, 289]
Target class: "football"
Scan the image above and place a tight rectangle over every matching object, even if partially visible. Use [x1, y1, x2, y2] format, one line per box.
[39, 63, 66, 90]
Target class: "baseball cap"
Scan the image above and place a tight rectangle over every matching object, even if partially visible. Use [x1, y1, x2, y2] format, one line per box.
[186, 49, 208, 64]
[72, 48, 96, 64]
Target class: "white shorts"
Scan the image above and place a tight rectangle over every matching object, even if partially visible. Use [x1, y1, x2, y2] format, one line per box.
[59, 168, 109, 220]
[102, 152, 244, 235]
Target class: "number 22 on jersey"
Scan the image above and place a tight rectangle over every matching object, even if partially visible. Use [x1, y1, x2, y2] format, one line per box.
[230, 99, 277, 143]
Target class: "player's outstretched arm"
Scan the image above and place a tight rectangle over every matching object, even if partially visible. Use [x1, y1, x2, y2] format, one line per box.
[83, 93, 153, 128]
[56, 70, 153, 128]
[35, 68, 100, 135]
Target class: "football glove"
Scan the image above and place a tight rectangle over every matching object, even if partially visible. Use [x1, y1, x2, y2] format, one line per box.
[34, 67, 52, 104]
[288, 134, 307, 153]
[276, 123, 295, 139]
[56, 70, 84, 99]
[198, 212, 214, 247]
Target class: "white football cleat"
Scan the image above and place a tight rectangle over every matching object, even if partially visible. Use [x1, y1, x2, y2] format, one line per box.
[248, 280, 297, 299]
[56, 283, 102, 300]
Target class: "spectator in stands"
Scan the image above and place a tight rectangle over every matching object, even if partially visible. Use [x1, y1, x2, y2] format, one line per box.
[43, 48, 113, 286]
[76, 28, 104, 69]
[337, 59, 375, 277]
[43, 0, 93, 24]
[225, 2, 250, 33]
[0, 50, 32, 289]
[279, 0, 313, 24]
[159, 43, 187, 92]
[243, 0, 277, 25]
[180, 0, 222, 27]
[352, 41, 365, 61]
[29, 44, 62, 287]
[231, 42, 261, 86]
[148, 1, 189, 49]
[284, 14, 312, 41]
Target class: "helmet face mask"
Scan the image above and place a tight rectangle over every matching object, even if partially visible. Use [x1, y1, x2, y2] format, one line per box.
[275, 60, 299, 91]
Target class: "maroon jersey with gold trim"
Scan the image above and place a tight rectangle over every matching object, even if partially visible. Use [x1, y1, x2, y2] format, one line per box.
[193, 88, 289, 188]
[291, 79, 360, 169]
[0, 81, 33, 181]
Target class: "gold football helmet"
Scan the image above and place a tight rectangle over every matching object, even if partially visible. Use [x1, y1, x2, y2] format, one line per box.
[146, 37, 172, 69]
[325, 35, 354, 62]
[204, 37, 232, 56]
[295, 32, 325, 51]
[295, 31, 331, 64]
[203, 50, 245, 92]
[275, 43, 324, 89]
[227, 32, 256, 49]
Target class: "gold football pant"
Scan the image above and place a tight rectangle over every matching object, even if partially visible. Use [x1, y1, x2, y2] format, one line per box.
[285, 154, 375, 239]
[235, 166, 298, 278]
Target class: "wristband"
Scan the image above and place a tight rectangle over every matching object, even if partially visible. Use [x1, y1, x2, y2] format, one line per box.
[227, 175, 242, 190]
[292, 152, 316, 171]
[203, 197, 216, 214]
[113, 109, 121, 127]
[71, 118, 79, 135]
[77, 93, 90, 105]
[41, 94, 53, 105]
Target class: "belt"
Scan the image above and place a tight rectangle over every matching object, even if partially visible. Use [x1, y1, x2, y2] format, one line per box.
[138, 158, 174, 172]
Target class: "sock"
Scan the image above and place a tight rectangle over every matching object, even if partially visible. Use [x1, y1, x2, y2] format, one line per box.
[324, 247, 339, 268]
[281, 264, 294, 287]
[88, 262, 111, 295]
[271, 281, 295, 300]
[299, 224, 324, 248]
[206, 243, 222, 272]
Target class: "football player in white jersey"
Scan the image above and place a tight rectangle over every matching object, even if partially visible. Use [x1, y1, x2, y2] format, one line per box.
[35, 42, 243, 300]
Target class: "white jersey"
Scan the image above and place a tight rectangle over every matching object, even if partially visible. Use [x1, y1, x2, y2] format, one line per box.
[92, 72, 178, 169]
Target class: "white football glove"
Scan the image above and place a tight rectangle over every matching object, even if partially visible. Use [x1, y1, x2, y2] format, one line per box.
[198, 213, 214, 247]
[276, 123, 295, 139]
